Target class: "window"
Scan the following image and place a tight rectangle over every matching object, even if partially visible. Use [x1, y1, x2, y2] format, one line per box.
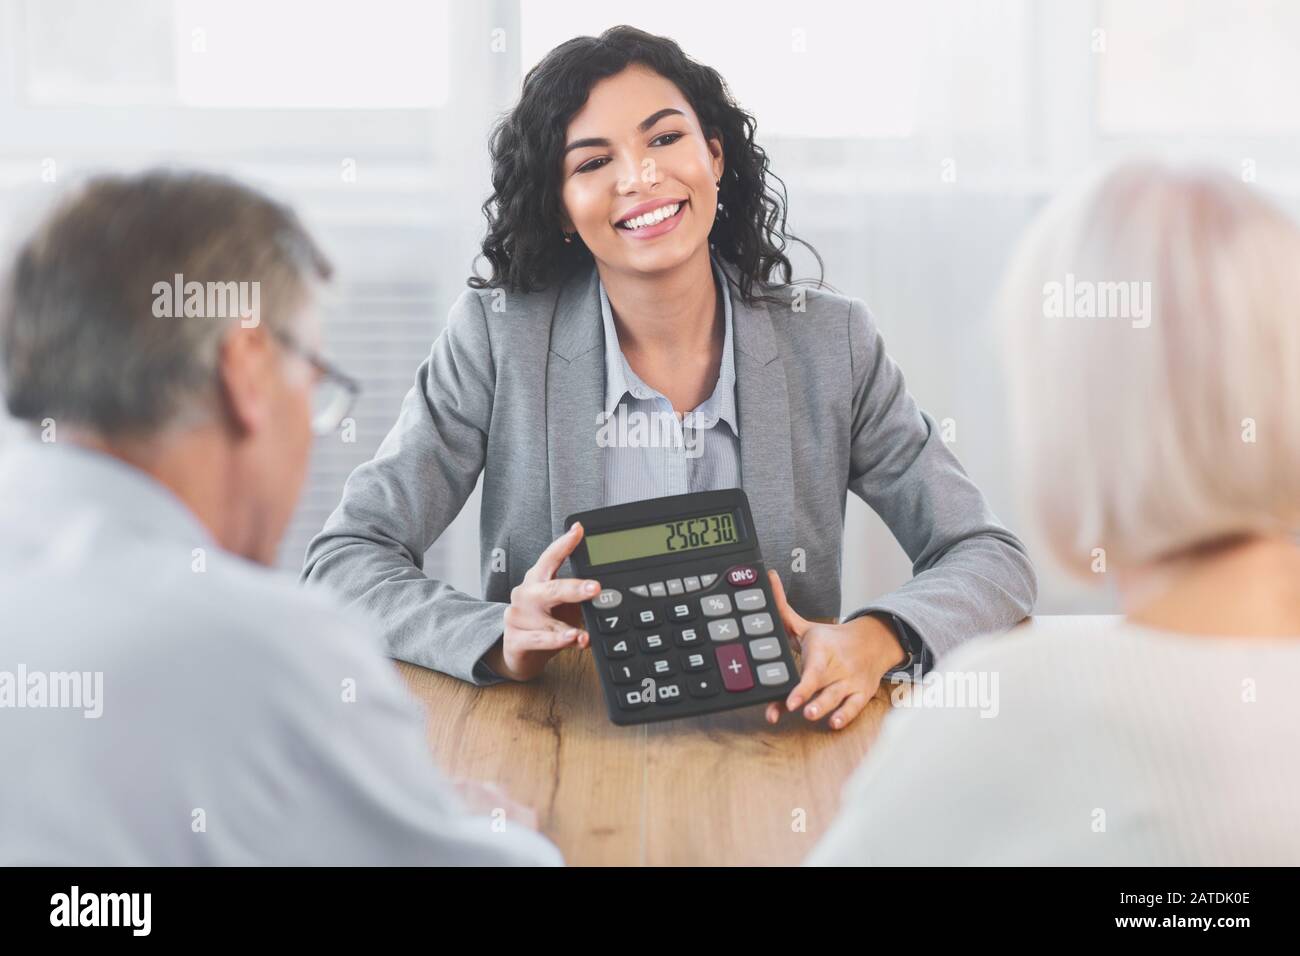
[520, 0, 1028, 141]
[1097, 0, 1300, 135]
[21, 0, 450, 108]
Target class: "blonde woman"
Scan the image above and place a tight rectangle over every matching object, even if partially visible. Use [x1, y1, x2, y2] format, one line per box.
[800, 163, 1300, 865]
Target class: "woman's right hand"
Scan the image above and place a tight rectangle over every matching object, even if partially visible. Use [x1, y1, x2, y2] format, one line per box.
[486, 521, 600, 681]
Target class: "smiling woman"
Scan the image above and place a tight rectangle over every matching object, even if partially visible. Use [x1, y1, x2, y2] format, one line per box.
[303, 25, 1037, 732]
[559, 70, 721, 283]
[468, 28, 819, 303]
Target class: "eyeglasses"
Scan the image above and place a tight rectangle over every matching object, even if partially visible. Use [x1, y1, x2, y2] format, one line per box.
[272, 330, 361, 436]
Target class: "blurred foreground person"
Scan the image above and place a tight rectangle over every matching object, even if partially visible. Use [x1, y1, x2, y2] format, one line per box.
[0, 171, 560, 865]
[807, 163, 1300, 865]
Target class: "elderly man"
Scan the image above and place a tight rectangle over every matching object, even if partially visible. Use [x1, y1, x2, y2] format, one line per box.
[0, 170, 560, 865]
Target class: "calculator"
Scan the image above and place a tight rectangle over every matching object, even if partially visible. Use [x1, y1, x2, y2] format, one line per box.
[566, 489, 800, 725]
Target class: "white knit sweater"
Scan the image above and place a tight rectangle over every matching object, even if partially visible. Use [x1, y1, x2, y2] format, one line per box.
[807, 618, 1300, 865]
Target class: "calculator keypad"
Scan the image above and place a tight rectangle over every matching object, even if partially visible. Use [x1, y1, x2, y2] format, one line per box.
[586, 561, 795, 723]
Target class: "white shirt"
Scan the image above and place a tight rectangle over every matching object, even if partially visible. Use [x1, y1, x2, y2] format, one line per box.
[807, 618, 1300, 865]
[0, 438, 561, 865]
[598, 255, 741, 505]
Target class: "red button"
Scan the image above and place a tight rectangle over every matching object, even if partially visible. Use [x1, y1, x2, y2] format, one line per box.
[726, 565, 758, 587]
[715, 645, 754, 692]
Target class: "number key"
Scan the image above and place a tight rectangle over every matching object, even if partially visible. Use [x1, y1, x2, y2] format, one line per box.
[596, 612, 628, 634]
[647, 656, 676, 677]
[653, 681, 683, 704]
[681, 651, 710, 672]
[617, 687, 650, 710]
[609, 661, 640, 684]
[674, 625, 703, 647]
[604, 636, 633, 659]
[639, 632, 667, 653]
[669, 602, 695, 622]
[635, 607, 662, 627]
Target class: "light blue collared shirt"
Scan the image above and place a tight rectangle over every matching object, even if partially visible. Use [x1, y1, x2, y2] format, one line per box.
[0, 437, 562, 865]
[598, 258, 742, 506]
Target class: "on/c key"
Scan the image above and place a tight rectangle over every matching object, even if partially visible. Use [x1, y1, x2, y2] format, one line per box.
[714, 644, 754, 692]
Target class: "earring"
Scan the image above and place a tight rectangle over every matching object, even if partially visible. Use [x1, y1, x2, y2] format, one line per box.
[562, 231, 574, 244]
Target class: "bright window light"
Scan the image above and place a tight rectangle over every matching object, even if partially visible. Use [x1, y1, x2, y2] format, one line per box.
[173, 0, 450, 108]
[519, 0, 1027, 139]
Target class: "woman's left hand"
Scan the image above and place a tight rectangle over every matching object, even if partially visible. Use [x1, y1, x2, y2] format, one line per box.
[764, 569, 908, 730]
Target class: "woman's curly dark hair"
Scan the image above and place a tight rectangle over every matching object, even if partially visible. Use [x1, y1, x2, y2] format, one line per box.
[468, 25, 823, 304]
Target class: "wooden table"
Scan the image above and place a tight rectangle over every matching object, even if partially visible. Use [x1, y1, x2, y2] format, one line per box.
[397, 615, 1113, 865]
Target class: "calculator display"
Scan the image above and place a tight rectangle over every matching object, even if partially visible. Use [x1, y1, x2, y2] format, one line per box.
[584, 511, 740, 566]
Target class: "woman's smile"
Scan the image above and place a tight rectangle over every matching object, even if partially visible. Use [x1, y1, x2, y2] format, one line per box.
[613, 198, 688, 240]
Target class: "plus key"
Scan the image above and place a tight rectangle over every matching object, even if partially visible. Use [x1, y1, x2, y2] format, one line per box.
[714, 644, 754, 692]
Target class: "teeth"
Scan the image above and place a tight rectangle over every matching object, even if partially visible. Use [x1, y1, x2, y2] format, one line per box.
[620, 202, 681, 230]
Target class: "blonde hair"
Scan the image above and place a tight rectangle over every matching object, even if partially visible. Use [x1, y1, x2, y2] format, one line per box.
[997, 162, 1300, 577]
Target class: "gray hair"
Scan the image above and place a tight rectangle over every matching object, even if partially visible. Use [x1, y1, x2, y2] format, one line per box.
[0, 170, 332, 435]
[997, 161, 1300, 576]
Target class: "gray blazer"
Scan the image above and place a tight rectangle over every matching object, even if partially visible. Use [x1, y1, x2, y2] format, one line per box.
[302, 262, 1037, 684]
